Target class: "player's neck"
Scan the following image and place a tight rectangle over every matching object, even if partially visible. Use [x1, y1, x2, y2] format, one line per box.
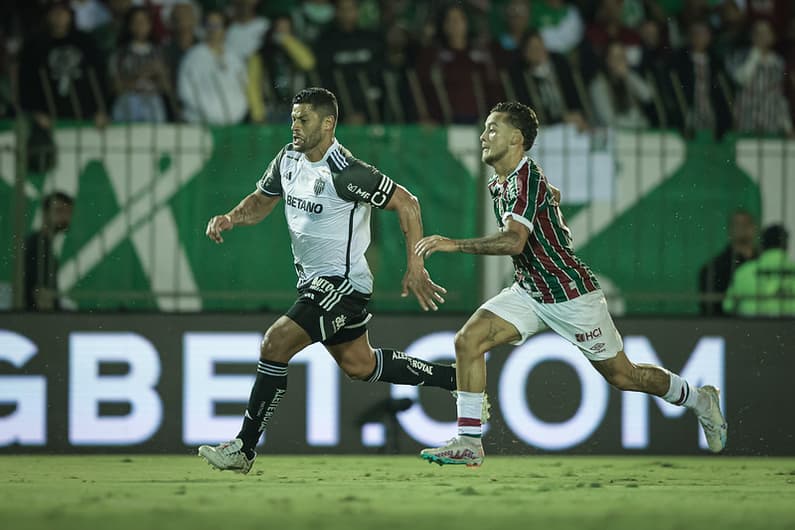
[304, 137, 335, 163]
[493, 152, 524, 182]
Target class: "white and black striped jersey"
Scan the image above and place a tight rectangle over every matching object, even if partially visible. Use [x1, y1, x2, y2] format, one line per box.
[256, 139, 397, 293]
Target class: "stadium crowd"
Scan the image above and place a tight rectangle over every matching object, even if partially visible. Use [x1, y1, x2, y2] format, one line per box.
[0, 0, 793, 136]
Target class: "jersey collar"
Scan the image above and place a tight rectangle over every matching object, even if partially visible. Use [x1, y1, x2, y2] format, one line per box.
[487, 156, 528, 195]
[309, 138, 342, 165]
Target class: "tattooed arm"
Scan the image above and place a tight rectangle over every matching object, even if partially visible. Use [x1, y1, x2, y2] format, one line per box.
[415, 217, 531, 258]
[205, 191, 280, 244]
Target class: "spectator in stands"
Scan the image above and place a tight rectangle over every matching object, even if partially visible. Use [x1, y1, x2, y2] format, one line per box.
[742, 0, 792, 44]
[495, 0, 532, 56]
[19, 1, 109, 129]
[699, 209, 759, 316]
[590, 40, 653, 128]
[134, 0, 181, 42]
[256, 14, 315, 122]
[381, 22, 420, 123]
[416, 4, 498, 124]
[723, 224, 795, 317]
[163, 1, 200, 99]
[292, 0, 336, 44]
[178, 9, 254, 124]
[109, 7, 172, 122]
[712, 0, 748, 61]
[731, 19, 793, 135]
[91, 0, 132, 62]
[532, 0, 585, 55]
[661, 0, 716, 49]
[24, 191, 74, 312]
[0, 20, 16, 119]
[226, 0, 270, 61]
[314, 0, 382, 124]
[586, 0, 642, 66]
[670, 20, 733, 138]
[508, 30, 589, 130]
[637, 17, 679, 128]
[71, 0, 111, 33]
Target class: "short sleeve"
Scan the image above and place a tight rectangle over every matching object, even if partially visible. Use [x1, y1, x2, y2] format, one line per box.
[332, 157, 396, 209]
[256, 147, 285, 196]
[501, 163, 544, 232]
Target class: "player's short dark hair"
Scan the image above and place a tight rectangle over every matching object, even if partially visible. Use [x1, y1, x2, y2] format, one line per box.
[43, 191, 74, 211]
[292, 88, 339, 123]
[761, 224, 788, 251]
[490, 101, 539, 151]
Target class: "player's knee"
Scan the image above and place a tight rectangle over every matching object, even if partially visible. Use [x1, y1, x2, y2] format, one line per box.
[259, 330, 290, 362]
[454, 328, 485, 359]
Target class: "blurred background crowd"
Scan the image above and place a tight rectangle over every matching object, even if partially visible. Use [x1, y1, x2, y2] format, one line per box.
[0, 0, 793, 136]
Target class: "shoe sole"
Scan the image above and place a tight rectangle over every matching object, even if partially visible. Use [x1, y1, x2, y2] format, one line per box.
[420, 453, 483, 468]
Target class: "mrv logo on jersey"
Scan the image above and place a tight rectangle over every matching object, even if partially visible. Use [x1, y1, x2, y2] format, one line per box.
[347, 183, 371, 201]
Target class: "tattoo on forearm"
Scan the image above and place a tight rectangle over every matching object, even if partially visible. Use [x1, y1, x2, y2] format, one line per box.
[230, 195, 268, 225]
[456, 231, 520, 255]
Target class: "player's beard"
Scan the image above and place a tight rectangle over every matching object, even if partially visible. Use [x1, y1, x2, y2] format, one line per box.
[293, 128, 321, 152]
[482, 144, 508, 166]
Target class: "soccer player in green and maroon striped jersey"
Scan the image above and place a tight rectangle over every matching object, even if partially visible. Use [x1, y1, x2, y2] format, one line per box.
[415, 101, 727, 467]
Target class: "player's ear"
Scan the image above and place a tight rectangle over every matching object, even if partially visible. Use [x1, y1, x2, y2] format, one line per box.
[324, 115, 336, 131]
[511, 129, 522, 146]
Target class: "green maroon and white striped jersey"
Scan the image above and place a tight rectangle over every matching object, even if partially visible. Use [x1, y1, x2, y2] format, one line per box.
[256, 139, 396, 293]
[488, 157, 599, 303]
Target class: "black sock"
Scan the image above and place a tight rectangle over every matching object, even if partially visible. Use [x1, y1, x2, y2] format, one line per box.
[237, 360, 288, 458]
[367, 348, 456, 390]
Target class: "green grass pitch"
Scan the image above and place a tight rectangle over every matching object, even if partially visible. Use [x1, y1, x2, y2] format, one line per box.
[2, 455, 794, 530]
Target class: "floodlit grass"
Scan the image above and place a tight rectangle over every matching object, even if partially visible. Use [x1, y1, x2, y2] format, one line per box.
[1, 455, 794, 530]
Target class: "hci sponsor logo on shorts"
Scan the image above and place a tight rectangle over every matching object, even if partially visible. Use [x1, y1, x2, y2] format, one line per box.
[576, 327, 602, 342]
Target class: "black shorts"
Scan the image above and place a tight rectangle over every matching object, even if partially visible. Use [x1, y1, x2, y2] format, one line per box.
[285, 276, 372, 346]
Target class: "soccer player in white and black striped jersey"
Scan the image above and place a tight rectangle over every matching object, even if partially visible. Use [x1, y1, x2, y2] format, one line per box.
[416, 101, 728, 466]
[198, 88, 466, 474]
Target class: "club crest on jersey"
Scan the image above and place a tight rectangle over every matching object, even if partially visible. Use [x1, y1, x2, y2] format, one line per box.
[314, 178, 325, 195]
[504, 181, 518, 202]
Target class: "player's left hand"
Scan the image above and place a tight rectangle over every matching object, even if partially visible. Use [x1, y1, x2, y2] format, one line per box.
[415, 235, 456, 259]
[402, 265, 447, 311]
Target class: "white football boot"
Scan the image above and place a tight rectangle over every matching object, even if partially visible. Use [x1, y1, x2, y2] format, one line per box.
[695, 386, 727, 453]
[420, 436, 485, 467]
[198, 438, 255, 474]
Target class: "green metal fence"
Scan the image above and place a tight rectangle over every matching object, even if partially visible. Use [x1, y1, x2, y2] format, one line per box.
[1, 121, 792, 314]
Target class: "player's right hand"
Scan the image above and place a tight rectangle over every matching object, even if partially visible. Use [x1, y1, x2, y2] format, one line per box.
[206, 214, 234, 244]
[402, 265, 447, 311]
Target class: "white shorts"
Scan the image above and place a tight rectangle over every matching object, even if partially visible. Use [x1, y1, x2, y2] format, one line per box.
[479, 283, 623, 361]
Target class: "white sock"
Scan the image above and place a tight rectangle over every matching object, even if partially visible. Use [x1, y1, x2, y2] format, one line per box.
[663, 371, 700, 410]
[456, 391, 483, 438]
